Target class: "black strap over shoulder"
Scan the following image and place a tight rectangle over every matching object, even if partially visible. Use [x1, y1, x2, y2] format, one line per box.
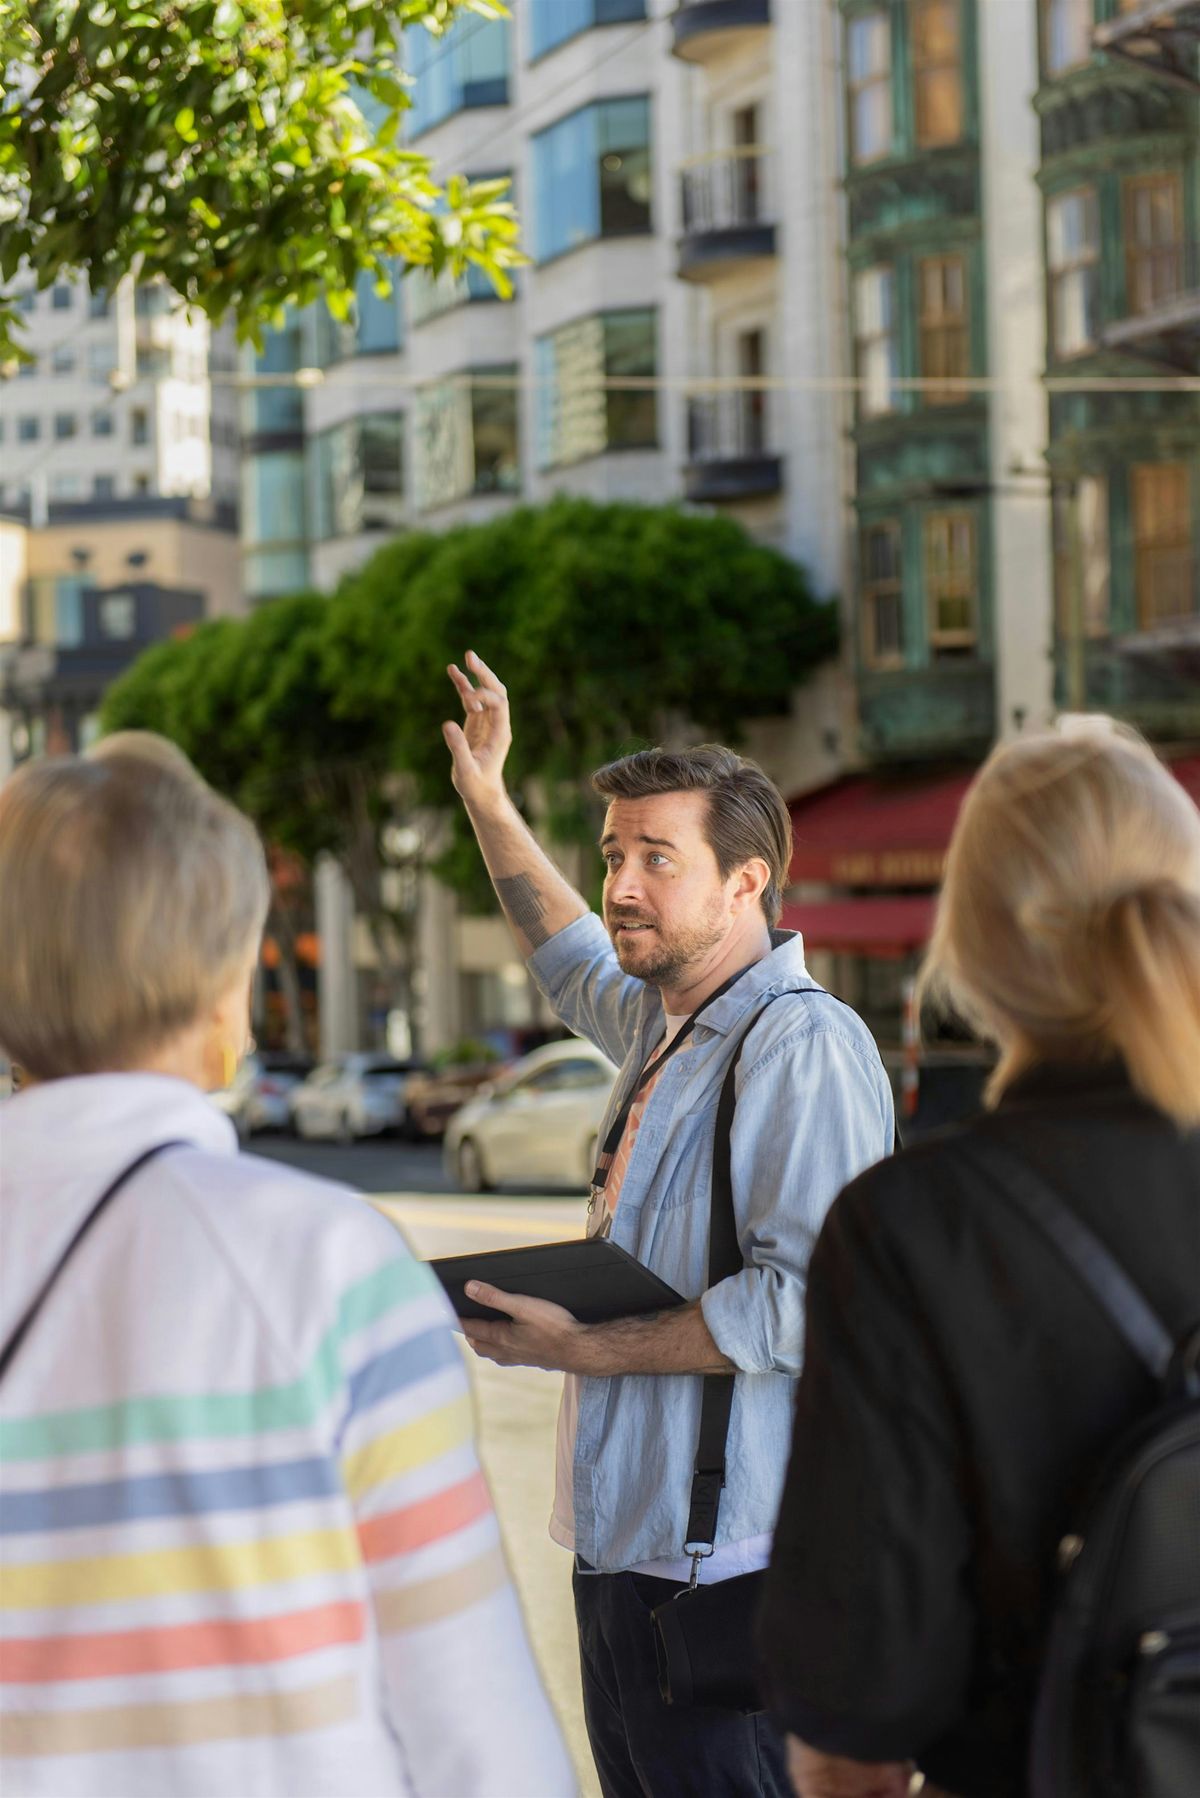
[684, 986, 874, 1558]
[0, 1141, 184, 1383]
[962, 1139, 1175, 1383]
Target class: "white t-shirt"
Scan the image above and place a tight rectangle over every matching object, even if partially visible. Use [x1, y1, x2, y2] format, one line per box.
[549, 1011, 772, 1582]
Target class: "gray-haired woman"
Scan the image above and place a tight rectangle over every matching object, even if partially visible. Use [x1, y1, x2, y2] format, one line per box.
[0, 734, 575, 1797]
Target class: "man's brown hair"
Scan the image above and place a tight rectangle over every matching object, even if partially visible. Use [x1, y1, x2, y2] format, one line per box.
[591, 745, 794, 926]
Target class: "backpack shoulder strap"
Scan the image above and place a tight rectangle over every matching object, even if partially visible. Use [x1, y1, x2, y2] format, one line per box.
[0, 1140, 185, 1383]
[962, 1138, 1174, 1383]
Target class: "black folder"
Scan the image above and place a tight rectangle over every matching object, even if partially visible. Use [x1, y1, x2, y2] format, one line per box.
[430, 1237, 687, 1324]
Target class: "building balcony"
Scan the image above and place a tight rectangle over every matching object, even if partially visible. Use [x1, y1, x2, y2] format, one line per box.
[684, 392, 782, 503]
[857, 661, 996, 763]
[1103, 240, 1199, 372]
[678, 151, 776, 282]
[671, 0, 770, 64]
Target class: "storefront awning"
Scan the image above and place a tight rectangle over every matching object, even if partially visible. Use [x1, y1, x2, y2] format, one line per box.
[789, 752, 1200, 890]
[788, 770, 974, 887]
[781, 895, 936, 960]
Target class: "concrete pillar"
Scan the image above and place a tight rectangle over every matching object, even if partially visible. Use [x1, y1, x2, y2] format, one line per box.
[315, 854, 358, 1059]
[978, 0, 1056, 739]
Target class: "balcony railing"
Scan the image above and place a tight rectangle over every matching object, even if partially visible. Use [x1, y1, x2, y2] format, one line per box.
[684, 390, 782, 501]
[678, 149, 776, 280]
[682, 149, 768, 232]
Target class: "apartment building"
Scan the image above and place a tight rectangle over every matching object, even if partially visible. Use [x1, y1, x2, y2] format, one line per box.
[0, 276, 239, 516]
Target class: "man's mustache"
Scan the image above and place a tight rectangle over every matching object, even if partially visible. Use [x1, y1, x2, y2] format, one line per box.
[607, 910, 657, 928]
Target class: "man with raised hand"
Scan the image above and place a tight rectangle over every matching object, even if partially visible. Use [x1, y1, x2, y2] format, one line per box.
[442, 651, 894, 1798]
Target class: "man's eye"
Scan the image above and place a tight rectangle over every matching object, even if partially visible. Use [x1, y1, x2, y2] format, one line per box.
[648, 854, 669, 867]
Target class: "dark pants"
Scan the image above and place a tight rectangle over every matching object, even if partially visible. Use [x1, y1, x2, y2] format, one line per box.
[572, 1565, 791, 1798]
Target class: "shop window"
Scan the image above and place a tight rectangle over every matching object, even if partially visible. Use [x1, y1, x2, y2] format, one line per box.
[847, 11, 892, 165]
[535, 309, 656, 469]
[1053, 476, 1110, 639]
[924, 511, 977, 650]
[861, 522, 905, 668]
[1132, 464, 1194, 628]
[854, 267, 899, 417]
[1047, 188, 1100, 357]
[912, 0, 963, 148]
[532, 97, 651, 261]
[1123, 172, 1185, 316]
[918, 253, 969, 403]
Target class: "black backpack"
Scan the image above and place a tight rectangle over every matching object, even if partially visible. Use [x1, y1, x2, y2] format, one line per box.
[973, 1144, 1200, 1798]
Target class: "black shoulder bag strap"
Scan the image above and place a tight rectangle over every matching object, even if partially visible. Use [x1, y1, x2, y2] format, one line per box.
[0, 1141, 184, 1383]
[961, 1139, 1174, 1382]
[683, 986, 894, 1575]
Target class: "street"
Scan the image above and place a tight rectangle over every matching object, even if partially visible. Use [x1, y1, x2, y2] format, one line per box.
[254, 1136, 600, 1796]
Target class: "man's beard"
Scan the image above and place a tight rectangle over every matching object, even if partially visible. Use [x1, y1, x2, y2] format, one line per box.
[607, 898, 728, 990]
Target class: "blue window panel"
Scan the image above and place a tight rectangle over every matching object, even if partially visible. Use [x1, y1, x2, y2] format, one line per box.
[532, 97, 651, 262]
[407, 12, 509, 137]
[355, 264, 403, 354]
[530, 0, 644, 59]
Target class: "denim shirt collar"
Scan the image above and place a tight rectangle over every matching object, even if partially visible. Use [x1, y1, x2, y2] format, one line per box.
[633, 928, 811, 1045]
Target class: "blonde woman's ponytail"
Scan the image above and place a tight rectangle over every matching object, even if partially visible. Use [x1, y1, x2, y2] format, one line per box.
[1094, 881, 1200, 1128]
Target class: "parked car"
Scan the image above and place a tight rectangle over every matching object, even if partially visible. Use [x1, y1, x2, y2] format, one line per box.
[444, 1039, 618, 1192]
[288, 1054, 428, 1142]
[209, 1052, 315, 1141]
[404, 1061, 505, 1140]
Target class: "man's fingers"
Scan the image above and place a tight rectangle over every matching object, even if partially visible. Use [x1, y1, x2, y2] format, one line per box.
[447, 663, 484, 714]
[465, 1279, 524, 1319]
[465, 649, 508, 699]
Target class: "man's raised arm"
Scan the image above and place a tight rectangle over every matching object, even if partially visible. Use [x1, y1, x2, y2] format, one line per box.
[442, 650, 588, 956]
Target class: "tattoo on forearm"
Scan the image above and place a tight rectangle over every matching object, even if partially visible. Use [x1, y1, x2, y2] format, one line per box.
[496, 874, 551, 949]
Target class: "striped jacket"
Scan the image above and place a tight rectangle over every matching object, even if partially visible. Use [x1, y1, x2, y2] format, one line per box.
[0, 1074, 575, 1796]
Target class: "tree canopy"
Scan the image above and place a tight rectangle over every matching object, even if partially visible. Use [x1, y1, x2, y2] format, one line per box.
[101, 498, 839, 988]
[0, 0, 520, 360]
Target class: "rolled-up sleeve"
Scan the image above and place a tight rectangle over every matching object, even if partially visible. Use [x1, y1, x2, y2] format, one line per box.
[526, 912, 648, 1068]
[700, 1023, 893, 1376]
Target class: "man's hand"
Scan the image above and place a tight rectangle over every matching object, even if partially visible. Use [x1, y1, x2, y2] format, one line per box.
[443, 650, 512, 815]
[462, 1282, 587, 1372]
[460, 1285, 737, 1378]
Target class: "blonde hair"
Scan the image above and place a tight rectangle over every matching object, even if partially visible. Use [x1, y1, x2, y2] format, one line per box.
[922, 718, 1200, 1128]
[0, 733, 269, 1080]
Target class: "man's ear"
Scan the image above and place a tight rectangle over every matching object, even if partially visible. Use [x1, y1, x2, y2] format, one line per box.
[731, 858, 771, 915]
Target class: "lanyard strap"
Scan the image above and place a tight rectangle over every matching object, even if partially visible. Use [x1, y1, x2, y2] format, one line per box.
[0, 1141, 184, 1384]
[590, 963, 758, 1199]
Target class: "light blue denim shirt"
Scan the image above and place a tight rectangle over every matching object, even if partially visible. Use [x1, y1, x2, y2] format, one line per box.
[527, 911, 895, 1573]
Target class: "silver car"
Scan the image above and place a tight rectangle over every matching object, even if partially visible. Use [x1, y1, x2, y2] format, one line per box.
[289, 1054, 427, 1142]
[444, 1039, 617, 1192]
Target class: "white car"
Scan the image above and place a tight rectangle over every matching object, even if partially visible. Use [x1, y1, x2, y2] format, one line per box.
[444, 1039, 618, 1192]
[288, 1054, 427, 1142]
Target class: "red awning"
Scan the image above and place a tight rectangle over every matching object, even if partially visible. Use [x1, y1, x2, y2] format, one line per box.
[781, 895, 937, 960]
[1170, 753, 1200, 806]
[789, 770, 974, 887]
[789, 753, 1200, 889]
